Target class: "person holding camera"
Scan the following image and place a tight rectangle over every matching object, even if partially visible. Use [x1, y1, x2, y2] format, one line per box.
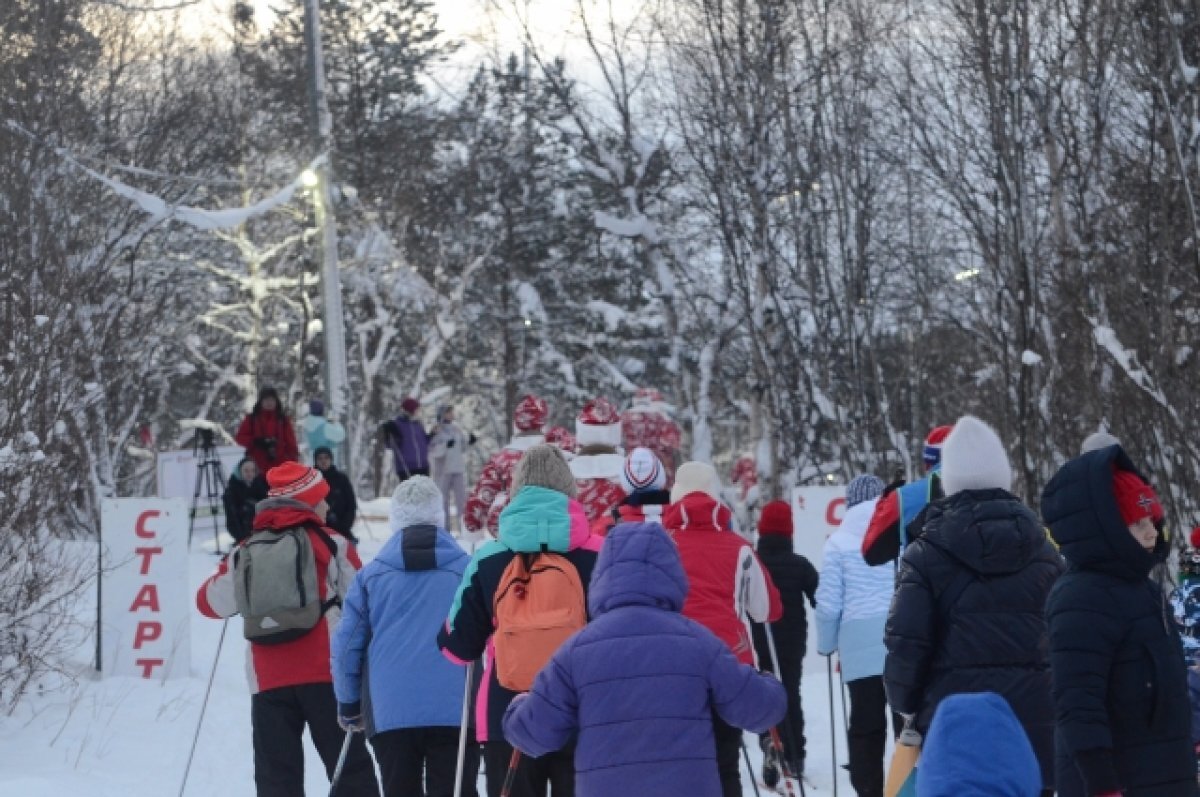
[429, 405, 475, 533]
[236, 386, 300, 474]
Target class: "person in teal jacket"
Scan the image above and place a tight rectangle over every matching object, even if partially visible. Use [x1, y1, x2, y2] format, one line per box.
[302, 399, 346, 463]
[332, 476, 477, 797]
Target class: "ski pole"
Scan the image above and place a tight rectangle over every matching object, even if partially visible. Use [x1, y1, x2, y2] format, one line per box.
[763, 627, 800, 797]
[826, 655, 840, 797]
[837, 661, 851, 753]
[499, 747, 522, 797]
[358, 514, 380, 542]
[178, 618, 228, 797]
[453, 661, 476, 797]
[328, 729, 354, 797]
[740, 738, 763, 797]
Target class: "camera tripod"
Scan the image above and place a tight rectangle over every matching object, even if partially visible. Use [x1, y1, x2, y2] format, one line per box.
[189, 428, 228, 555]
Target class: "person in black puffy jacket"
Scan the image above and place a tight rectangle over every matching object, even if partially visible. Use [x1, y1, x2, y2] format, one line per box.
[884, 416, 1063, 793]
[1042, 444, 1194, 797]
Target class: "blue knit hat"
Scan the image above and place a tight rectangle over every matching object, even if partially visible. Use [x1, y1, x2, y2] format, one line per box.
[846, 475, 885, 507]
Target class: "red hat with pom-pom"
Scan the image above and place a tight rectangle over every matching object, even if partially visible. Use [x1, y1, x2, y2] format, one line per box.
[1112, 470, 1164, 526]
[576, 397, 622, 448]
[758, 500, 794, 537]
[266, 462, 329, 508]
[513, 395, 549, 433]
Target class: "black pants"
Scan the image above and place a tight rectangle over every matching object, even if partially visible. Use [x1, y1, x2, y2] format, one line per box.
[759, 658, 805, 772]
[712, 711, 743, 797]
[482, 740, 574, 797]
[251, 683, 380, 797]
[846, 676, 900, 797]
[370, 726, 479, 797]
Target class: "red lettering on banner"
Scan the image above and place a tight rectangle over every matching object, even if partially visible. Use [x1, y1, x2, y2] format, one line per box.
[135, 658, 165, 678]
[134, 546, 163, 575]
[135, 510, 161, 539]
[133, 621, 163, 649]
[826, 498, 846, 527]
[129, 584, 161, 613]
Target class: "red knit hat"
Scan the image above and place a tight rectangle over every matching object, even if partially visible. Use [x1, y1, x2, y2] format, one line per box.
[1112, 469, 1163, 526]
[1190, 527, 1200, 550]
[758, 500, 793, 537]
[401, 397, 420, 415]
[267, 462, 330, 507]
[545, 425, 577, 453]
[576, 397, 622, 448]
[513, 395, 549, 432]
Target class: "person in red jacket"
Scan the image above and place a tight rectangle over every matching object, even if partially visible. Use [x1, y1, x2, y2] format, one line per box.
[569, 397, 627, 534]
[860, 425, 950, 566]
[463, 395, 548, 538]
[235, 387, 300, 474]
[196, 462, 379, 797]
[664, 461, 782, 797]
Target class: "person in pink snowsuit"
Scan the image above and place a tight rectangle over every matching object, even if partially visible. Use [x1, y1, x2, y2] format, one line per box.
[462, 395, 548, 537]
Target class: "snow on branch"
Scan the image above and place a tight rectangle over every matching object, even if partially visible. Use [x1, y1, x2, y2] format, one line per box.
[1090, 321, 1176, 415]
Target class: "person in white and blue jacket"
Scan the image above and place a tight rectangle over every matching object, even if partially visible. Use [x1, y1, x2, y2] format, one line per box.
[815, 474, 896, 797]
[331, 476, 478, 797]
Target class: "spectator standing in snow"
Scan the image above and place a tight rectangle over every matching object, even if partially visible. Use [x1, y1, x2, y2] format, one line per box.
[569, 397, 627, 534]
[223, 457, 260, 544]
[463, 394, 548, 538]
[750, 499, 818, 785]
[884, 416, 1062, 793]
[302, 399, 346, 463]
[438, 444, 601, 797]
[619, 387, 681, 480]
[429, 405, 474, 532]
[196, 462, 378, 797]
[1042, 445, 1194, 796]
[381, 397, 431, 482]
[861, 425, 951, 566]
[916, 692, 1043, 797]
[235, 386, 300, 474]
[608, 447, 670, 529]
[502, 522, 787, 797]
[314, 446, 357, 542]
[665, 461, 782, 797]
[815, 475, 896, 797]
[331, 476, 478, 797]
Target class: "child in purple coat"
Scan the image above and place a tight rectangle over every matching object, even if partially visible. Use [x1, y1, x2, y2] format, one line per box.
[502, 521, 787, 797]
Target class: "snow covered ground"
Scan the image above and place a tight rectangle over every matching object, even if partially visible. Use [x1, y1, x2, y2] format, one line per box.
[0, 511, 857, 796]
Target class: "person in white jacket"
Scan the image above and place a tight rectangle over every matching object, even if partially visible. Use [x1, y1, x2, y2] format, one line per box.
[428, 405, 474, 532]
[815, 474, 896, 797]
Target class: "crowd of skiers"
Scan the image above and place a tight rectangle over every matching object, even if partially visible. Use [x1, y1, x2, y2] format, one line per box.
[197, 387, 1200, 797]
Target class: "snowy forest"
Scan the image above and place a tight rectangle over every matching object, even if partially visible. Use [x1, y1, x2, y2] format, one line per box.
[3, 0, 1200, 707]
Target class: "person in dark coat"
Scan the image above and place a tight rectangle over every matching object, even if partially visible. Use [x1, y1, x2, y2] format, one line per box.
[222, 457, 259, 544]
[1042, 444, 1194, 797]
[381, 397, 431, 482]
[314, 446, 357, 541]
[750, 499, 818, 780]
[884, 416, 1063, 793]
[502, 521, 787, 797]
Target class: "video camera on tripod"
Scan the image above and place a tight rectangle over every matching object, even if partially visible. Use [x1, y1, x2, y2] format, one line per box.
[189, 425, 228, 554]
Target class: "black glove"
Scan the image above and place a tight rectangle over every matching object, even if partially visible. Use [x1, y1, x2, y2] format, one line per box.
[446, 439, 456, 449]
[881, 477, 906, 498]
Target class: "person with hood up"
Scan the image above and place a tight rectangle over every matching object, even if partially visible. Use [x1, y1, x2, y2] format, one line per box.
[815, 474, 897, 797]
[332, 476, 477, 797]
[196, 462, 378, 797]
[381, 397, 431, 482]
[302, 399, 346, 463]
[916, 692, 1043, 797]
[235, 386, 300, 474]
[314, 446, 357, 541]
[502, 522, 787, 797]
[750, 499, 819, 784]
[884, 416, 1063, 794]
[438, 444, 602, 797]
[861, 425, 951, 566]
[223, 457, 260, 544]
[665, 461, 782, 797]
[428, 405, 475, 531]
[569, 397, 627, 534]
[608, 446, 671, 529]
[1042, 445, 1194, 796]
[463, 394, 548, 538]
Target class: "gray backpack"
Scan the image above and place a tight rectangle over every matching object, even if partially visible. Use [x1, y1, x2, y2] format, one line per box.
[233, 525, 340, 645]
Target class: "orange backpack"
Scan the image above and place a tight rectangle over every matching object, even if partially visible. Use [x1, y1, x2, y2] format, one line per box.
[492, 552, 587, 692]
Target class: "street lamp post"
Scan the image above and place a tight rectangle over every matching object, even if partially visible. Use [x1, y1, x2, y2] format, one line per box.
[302, 0, 352, 474]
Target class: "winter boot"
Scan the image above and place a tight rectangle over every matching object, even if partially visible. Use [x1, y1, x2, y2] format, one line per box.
[760, 735, 780, 790]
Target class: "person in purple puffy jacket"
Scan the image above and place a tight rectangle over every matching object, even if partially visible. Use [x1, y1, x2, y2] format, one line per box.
[502, 521, 787, 797]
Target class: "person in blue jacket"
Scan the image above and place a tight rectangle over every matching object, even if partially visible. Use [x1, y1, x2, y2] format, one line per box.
[502, 521, 787, 797]
[917, 692, 1043, 797]
[331, 475, 478, 797]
